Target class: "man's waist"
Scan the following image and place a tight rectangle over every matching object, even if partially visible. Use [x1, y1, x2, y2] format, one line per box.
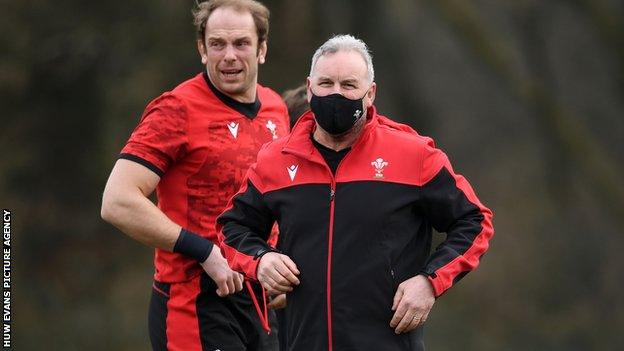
[153, 248, 206, 283]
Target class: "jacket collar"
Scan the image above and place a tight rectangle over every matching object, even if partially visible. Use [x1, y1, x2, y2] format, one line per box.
[282, 105, 379, 162]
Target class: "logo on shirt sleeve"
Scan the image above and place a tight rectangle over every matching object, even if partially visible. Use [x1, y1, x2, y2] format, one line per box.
[287, 165, 298, 181]
[227, 122, 239, 139]
[266, 120, 278, 140]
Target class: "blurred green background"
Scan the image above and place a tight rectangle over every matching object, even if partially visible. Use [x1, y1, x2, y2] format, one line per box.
[3, 0, 623, 349]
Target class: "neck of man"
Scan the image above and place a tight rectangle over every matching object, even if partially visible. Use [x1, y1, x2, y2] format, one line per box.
[312, 112, 367, 151]
[206, 70, 258, 104]
[233, 82, 257, 103]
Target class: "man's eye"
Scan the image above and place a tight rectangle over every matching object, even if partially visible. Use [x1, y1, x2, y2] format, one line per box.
[319, 81, 332, 86]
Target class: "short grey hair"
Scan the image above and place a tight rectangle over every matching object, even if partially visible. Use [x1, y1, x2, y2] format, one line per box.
[309, 34, 375, 83]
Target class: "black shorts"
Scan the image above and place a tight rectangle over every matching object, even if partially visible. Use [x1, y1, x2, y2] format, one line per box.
[148, 273, 278, 351]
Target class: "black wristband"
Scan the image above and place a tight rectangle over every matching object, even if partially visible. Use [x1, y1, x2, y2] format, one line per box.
[173, 228, 214, 262]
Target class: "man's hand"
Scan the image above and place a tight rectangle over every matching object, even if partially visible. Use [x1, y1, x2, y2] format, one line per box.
[389, 275, 435, 334]
[200, 248, 244, 297]
[268, 294, 287, 310]
[257, 252, 300, 295]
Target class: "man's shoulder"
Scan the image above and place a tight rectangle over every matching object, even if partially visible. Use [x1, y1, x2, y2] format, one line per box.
[143, 73, 205, 109]
[257, 83, 282, 99]
[168, 73, 208, 100]
[374, 115, 436, 149]
[167, 73, 250, 120]
[257, 136, 288, 159]
[257, 84, 287, 108]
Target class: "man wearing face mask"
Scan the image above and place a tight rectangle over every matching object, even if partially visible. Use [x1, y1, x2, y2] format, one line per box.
[216, 34, 494, 350]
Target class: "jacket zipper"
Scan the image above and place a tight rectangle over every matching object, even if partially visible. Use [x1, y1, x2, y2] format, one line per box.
[326, 155, 348, 351]
[327, 178, 336, 351]
[283, 141, 356, 351]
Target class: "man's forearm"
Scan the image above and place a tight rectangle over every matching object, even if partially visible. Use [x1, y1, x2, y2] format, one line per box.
[102, 159, 215, 261]
[101, 188, 180, 250]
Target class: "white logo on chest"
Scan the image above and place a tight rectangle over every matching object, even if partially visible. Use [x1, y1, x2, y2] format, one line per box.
[287, 165, 298, 181]
[371, 158, 388, 178]
[266, 120, 278, 140]
[227, 122, 239, 139]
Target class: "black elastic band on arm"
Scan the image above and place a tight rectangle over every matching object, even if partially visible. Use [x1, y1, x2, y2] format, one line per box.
[173, 229, 214, 262]
[119, 153, 164, 177]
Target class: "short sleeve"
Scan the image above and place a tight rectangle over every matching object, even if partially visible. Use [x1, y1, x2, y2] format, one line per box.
[120, 93, 188, 176]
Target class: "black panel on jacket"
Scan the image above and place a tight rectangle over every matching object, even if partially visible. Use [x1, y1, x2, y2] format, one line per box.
[417, 167, 484, 279]
[330, 181, 427, 351]
[264, 183, 331, 351]
[219, 180, 275, 257]
[265, 180, 428, 351]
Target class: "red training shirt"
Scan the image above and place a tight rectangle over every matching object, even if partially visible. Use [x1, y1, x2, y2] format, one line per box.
[120, 72, 289, 283]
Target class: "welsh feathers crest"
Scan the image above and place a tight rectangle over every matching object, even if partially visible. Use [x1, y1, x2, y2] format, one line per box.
[371, 158, 388, 178]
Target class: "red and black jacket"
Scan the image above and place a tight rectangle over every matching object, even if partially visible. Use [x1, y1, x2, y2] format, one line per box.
[216, 107, 494, 350]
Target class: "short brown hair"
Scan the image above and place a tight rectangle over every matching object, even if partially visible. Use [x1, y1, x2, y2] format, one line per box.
[193, 0, 270, 44]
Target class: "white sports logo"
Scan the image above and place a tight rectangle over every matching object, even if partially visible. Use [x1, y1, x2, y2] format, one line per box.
[227, 122, 239, 139]
[266, 120, 278, 140]
[371, 158, 388, 178]
[287, 165, 298, 181]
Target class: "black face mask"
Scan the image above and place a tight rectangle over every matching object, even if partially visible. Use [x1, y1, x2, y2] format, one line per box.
[310, 93, 365, 135]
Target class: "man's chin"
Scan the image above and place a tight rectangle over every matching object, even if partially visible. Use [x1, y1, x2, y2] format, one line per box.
[214, 81, 242, 94]
[214, 81, 255, 101]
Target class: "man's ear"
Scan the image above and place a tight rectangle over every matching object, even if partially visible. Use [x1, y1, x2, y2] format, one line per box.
[365, 82, 377, 107]
[258, 41, 268, 64]
[197, 39, 207, 64]
[306, 77, 313, 102]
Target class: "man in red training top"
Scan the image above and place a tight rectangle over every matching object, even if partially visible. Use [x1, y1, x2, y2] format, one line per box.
[101, 1, 288, 350]
[217, 34, 494, 351]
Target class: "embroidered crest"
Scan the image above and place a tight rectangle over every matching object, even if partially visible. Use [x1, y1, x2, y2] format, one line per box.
[371, 158, 388, 179]
[266, 120, 278, 140]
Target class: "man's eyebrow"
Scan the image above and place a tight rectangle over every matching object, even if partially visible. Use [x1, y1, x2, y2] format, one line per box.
[316, 76, 333, 81]
[208, 34, 253, 41]
[233, 38, 253, 45]
[340, 78, 358, 84]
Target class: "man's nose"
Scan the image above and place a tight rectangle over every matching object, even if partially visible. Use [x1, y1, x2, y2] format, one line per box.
[223, 44, 237, 62]
[330, 84, 343, 95]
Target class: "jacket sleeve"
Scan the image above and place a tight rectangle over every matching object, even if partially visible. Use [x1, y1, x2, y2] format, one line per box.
[417, 143, 494, 297]
[216, 164, 275, 281]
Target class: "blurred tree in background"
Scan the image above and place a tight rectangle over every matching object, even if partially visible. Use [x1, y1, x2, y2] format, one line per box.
[2, 0, 623, 350]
